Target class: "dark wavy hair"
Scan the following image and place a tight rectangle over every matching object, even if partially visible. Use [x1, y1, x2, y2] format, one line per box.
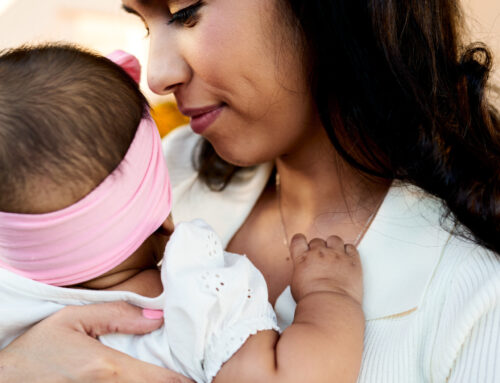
[195, 0, 500, 254]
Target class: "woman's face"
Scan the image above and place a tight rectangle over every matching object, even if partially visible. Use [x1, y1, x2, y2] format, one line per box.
[122, 0, 321, 166]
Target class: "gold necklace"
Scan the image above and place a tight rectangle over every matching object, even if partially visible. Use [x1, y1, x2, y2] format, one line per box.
[275, 172, 380, 248]
[275, 172, 290, 247]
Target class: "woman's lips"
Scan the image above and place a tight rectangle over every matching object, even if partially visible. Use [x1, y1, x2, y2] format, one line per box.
[179, 104, 224, 134]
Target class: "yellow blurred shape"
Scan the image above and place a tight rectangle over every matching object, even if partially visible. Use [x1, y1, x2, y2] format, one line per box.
[151, 102, 189, 137]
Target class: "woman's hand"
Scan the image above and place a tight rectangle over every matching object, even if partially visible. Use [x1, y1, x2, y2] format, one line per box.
[0, 302, 193, 383]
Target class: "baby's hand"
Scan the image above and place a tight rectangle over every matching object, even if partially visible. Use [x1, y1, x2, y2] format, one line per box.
[290, 234, 363, 305]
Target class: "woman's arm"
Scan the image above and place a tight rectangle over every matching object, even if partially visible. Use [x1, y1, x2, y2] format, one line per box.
[0, 302, 193, 383]
[214, 235, 364, 383]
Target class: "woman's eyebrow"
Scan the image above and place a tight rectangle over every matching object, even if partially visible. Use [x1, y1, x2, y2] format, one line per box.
[122, 5, 141, 17]
[122, 4, 151, 32]
[122, 1, 175, 16]
[122, 0, 175, 14]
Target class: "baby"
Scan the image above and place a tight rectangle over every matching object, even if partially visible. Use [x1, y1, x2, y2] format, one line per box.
[0, 45, 364, 383]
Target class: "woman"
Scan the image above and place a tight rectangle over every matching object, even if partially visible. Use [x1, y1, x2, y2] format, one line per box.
[1, 0, 499, 382]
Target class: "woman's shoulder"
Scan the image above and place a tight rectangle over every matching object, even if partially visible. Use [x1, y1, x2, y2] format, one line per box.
[438, 234, 499, 299]
[412, 183, 500, 304]
[391, 183, 500, 313]
[361, 182, 498, 318]
[424, 235, 499, 381]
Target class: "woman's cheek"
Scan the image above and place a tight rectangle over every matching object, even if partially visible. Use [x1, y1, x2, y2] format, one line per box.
[189, 17, 241, 83]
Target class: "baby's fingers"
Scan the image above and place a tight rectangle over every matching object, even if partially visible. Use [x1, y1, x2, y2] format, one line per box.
[326, 236, 359, 259]
[308, 238, 327, 249]
[326, 235, 344, 250]
[290, 233, 309, 261]
[344, 243, 358, 257]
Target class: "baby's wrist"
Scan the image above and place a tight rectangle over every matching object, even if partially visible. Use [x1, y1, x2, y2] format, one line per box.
[293, 281, 362, 306]
[293, 290, 364, 330]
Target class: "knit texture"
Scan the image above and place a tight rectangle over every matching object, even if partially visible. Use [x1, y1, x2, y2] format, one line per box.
[358, 238, 499, 382]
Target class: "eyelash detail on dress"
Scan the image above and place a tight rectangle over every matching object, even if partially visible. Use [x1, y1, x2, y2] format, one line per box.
[168, 1, 205, 26]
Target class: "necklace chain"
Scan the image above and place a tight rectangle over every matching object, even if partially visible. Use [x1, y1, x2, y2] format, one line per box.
[275, 173, 290, 247]
[275, 172, 380, 248]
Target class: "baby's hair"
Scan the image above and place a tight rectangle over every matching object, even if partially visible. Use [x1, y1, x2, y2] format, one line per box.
[0, 44, 149, 213]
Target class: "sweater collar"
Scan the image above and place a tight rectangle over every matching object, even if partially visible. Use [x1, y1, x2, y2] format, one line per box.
[172, 158, 449, 320]
[273, 183, 451, 324]
[357, 184, 451, 320]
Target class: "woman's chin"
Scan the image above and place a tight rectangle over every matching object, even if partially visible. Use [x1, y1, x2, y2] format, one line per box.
[202, 117, 275, 167]
[209, 140, 267, 168]
[214, 149, 258, 167]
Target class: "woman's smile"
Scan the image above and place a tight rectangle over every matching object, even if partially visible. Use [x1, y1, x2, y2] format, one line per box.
[121, 0, 318, 166]
[178, 103, 225, 134]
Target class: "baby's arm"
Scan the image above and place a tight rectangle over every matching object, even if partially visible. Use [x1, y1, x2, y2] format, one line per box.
[214, 234, 364, 383]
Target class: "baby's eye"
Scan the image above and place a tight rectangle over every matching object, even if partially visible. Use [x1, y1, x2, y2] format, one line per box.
[168, 1, 205, 27]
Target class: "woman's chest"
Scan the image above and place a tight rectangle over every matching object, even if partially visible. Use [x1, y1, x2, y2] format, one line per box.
[227, 224, 294, 304]
[226, 189, 294, 304]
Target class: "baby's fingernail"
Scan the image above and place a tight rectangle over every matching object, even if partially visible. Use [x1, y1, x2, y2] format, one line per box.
[345, 244, 357, 255]
[142, 309, 164, 320]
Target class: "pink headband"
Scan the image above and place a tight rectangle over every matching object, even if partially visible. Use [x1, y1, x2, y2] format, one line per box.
[0, 52, 172, 286]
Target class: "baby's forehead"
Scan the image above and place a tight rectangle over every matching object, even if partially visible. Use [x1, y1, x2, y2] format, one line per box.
[17, 174, 97, 215]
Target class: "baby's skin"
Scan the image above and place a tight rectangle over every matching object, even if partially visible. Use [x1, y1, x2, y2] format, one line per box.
[215, 234, 364, 383]
[74, 215, 175, 298]
[76, 227, 364, 383]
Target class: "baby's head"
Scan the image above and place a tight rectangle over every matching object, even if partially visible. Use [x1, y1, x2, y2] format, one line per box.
[0, 44, 173, 287]
[0, 44, 146, 213]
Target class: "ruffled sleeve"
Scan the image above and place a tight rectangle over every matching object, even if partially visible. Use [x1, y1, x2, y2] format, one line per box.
[160, 219, 279, 383]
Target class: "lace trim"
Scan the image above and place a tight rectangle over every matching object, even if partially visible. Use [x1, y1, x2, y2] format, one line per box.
[204, 304, 279, 382]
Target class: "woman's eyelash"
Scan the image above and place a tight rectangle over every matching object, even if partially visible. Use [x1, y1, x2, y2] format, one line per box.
[168, 1, 204, 26]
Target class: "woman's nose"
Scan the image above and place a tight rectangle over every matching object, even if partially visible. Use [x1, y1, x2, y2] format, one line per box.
[147, 30, 190, 95]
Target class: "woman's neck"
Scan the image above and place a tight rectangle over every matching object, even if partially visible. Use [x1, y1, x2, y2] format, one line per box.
[275, 128, 390, 244]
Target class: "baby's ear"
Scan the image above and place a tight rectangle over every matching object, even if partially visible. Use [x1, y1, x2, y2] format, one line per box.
[163, 215, 175, 236]
[154, 215, 175, 237]
[106, 50, 141, 84]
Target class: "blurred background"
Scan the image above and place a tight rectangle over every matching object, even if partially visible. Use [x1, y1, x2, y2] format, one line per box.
[0, 0, 189, 136]
[0, 0, 499, 134]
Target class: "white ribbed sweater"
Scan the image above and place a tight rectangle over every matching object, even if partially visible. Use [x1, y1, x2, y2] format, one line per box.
[358, 240, 500, 382]
[164, 126, 500, 383]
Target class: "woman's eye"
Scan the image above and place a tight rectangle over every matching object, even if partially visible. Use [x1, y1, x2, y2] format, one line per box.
[168, 1, 204, 27]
